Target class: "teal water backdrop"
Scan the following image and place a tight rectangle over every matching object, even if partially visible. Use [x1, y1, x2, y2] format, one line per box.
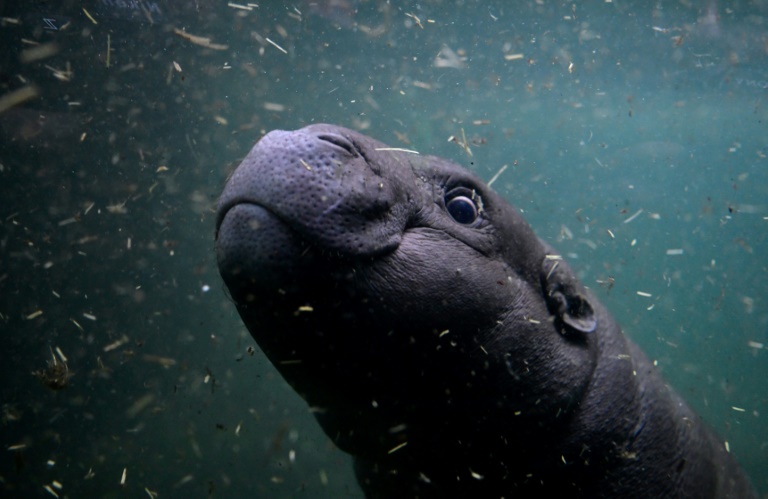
[1, 1, 765, 496]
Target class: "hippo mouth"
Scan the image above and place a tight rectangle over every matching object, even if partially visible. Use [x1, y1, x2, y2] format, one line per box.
[215, 200, 315, 293]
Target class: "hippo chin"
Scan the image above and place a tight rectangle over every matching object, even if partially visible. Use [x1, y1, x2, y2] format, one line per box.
[215, 124, 756, 498]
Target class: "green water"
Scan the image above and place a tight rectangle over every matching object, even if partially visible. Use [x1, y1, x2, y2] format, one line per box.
[1, 1, 765, 497]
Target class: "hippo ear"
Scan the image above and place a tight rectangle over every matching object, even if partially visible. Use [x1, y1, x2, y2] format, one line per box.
[541, 257, 597, 336]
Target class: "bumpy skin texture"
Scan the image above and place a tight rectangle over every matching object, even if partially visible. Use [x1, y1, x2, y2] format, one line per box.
[215, 124, 756, 498]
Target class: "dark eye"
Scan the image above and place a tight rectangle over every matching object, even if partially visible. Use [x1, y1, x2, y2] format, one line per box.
[446, 195, 478, 224]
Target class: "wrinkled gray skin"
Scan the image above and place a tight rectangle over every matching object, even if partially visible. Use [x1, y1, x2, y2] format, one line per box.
[215, 124, 756, 498]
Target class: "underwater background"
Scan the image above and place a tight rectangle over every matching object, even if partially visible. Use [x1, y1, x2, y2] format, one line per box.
[0, 0, 766, 497]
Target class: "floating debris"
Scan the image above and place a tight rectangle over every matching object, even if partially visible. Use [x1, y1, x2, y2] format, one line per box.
[106, 34, 111, 68]
[487, 163, 508, 187]
[405, 12, 425, 29]
[0, 85, 38, 114]
[106, 200, 128, 214]
[54, 347, 67, 363]
[174, 474, 194, 487]
[44, 62, 73, 81]
[263, 102, 285, 112]
[227, 2, 254, 10]
[126, 393, 155, 418]
[19, 43, 59, 64]
[32, 348, 72, 391]
[42, 484, 59, 498]
[434, 45, 465, 69]
[387, 442, 407, 454]
[173, 28, 228, 50]
[57, 217, 78, 227]
[82, 8, 98, 24]
[374, 147, 419, 154]
[103, 335, 130, 352]
[265, 37, 287, 54]
[622, 209, 644, 224]
[26, 310, 43, 320]
[447, 129, 472, 156]
[142, 354, 177, 368]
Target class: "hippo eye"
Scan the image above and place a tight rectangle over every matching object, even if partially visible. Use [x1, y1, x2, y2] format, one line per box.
[446, 195, 478, 224]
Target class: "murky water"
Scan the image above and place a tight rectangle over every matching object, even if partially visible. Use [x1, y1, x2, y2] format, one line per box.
[1, 1, 765, 497]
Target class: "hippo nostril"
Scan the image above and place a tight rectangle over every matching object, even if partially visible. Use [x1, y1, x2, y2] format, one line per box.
[316, 133, 359, 157]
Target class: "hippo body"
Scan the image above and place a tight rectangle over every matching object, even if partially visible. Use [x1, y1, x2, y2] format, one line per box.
[215, 124, 756, 498]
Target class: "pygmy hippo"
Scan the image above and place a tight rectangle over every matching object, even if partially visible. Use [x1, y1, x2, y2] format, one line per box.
[215, 124, 756, 498]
